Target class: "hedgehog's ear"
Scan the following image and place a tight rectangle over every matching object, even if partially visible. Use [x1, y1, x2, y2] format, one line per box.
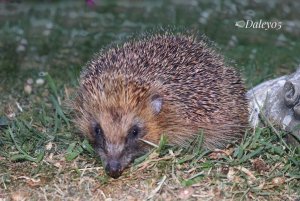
[150, 94, 163, 115]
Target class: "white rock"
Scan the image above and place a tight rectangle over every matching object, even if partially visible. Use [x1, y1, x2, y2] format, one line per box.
[24, 84, 32, 94]
[36, 78, 45, 86]
[20, 38, 28, 45]
[26, 78, 34, 85]
[16, 45, 26, 52]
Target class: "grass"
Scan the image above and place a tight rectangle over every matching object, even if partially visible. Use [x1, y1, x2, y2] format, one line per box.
[0, 0, 300, 200]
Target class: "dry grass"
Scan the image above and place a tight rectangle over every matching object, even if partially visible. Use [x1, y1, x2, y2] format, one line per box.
[1, 116, 299, 200]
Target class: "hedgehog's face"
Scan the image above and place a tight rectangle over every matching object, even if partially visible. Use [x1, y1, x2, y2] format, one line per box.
[90, 94, 163, 179]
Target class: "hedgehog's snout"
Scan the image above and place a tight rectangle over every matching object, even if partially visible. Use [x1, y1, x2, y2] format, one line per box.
[105, 160, 123, 179]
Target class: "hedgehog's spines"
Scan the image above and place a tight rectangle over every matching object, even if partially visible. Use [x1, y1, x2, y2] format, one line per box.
[74, 32, 249, 150]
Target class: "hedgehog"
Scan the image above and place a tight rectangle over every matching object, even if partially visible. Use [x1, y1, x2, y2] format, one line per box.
[72, 33, 249, 179]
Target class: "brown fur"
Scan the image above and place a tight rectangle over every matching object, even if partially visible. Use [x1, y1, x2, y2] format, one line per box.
[71, 33, 249, 177]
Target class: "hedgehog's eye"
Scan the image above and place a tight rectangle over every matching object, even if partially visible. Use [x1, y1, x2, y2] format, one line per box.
[93, 123, 105, 147]
[127, 125, 140, 140]
[94, 123, 103, 137]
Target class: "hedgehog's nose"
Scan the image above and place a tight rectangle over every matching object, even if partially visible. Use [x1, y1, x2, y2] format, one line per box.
[105, 160, 122, 179]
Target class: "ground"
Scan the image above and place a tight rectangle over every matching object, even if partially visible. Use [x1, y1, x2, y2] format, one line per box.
[0, 0, 300, 200]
